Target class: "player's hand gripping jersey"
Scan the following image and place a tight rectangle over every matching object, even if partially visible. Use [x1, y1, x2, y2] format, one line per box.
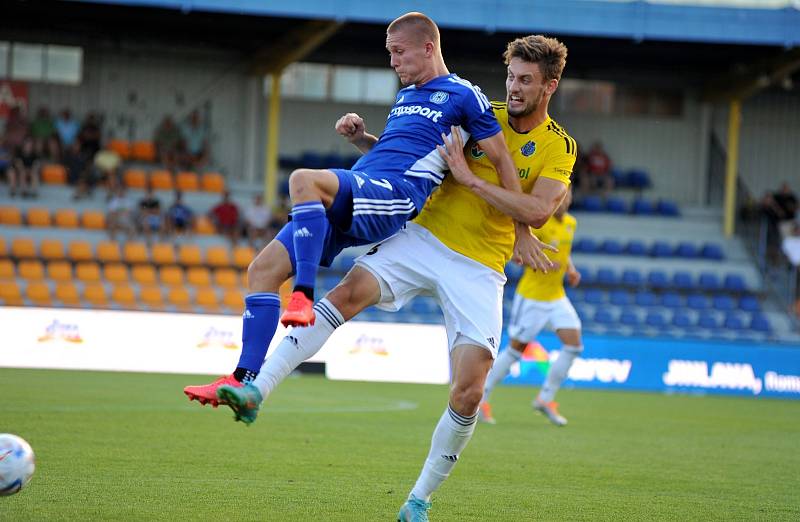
[516, 213, 577, 301]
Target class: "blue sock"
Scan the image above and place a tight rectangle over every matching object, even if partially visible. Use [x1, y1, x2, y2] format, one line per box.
[237, 292, 281, 374]
[291, 202, 328, 291]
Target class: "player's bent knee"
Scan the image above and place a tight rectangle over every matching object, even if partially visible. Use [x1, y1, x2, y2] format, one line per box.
[449, 384, 483, 416]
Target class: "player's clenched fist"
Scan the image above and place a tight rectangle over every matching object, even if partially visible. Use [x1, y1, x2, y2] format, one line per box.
[335, 113, 366, 142]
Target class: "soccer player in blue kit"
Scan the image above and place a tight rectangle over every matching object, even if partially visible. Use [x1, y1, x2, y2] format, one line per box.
[183, 12, 520, 402]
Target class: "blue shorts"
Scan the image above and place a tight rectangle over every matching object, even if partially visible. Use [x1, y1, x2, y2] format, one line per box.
[277, 168, 432, 270]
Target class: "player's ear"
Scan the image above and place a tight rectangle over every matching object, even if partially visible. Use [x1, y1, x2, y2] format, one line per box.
[547, 79, 559, 96]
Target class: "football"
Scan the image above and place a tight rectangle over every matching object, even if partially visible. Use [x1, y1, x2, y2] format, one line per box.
[0, 434, 35, 496]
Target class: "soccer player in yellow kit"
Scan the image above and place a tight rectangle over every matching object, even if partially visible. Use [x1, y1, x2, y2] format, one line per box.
[217, 35, 575, 520]
[480, 190, 582, 427]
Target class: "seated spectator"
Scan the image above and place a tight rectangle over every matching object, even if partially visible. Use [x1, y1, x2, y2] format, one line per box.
[42, 134, 62, 163]
[0, 143, 10, 189]
[209, 191, 240, 245]
[79, 113, 102, 160]
[244, 193, 272, 248]
[9, 136, 40, 198]
[93, 149, 122, 196]
[55, 109, 80, 148]
[3, 106, 28, 153]
[583, 141, 614, 195]
[138, 185, 164, 243]
[107, 185, 135, 241]
[165, 191, 195, 238]
[30, 107, 55, 155]
[64, 141, 96, 200]
[154, 116, 182, 171]
[181, 110, 209, 170]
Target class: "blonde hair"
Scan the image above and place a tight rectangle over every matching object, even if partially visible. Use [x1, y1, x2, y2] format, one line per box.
[387, 12, 440, 48]
[504, 35, 567, 81]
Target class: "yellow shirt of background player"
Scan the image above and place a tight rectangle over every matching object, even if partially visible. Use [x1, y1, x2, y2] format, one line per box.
[515, 212, 577, 302]
[414, 102, 576, 273]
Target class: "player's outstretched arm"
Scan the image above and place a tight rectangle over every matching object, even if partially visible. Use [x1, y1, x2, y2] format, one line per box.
[335, 113, 379, 154]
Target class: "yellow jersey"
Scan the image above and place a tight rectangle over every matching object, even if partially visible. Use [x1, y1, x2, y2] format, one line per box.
[515, 212, 577, 302]
[413, 102, 576, 273]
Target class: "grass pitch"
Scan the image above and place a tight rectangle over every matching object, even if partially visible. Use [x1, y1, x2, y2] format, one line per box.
[1, 368, 799, 521]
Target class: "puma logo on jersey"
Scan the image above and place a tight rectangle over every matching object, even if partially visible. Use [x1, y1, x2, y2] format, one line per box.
[293, 227, 312, 238]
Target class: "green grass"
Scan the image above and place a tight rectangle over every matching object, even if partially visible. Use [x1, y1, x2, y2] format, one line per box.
[1, 368, 799, 521]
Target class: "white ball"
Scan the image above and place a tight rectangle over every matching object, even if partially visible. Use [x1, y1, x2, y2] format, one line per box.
[0, 434, 35, 496]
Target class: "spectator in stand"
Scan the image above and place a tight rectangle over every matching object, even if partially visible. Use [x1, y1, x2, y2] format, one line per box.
[107, 185, 135, 241]
[181, 110, 209, 170]
[584, 141, 614, 195]
[9, 136, 40, 198]
[165, 191, 195, 238]
[93, 149, 122, 196]
[3, 106, 28, 153]
[30, 107, 55, 155]
[0, 143, 9, 187]
[243, 193, 272, 248]
[154, 116, 183, 171]
[55, 109, 80, 148]
[42, 135, 62, 163]
[209, 191, 240, 245]
[761, 183, 799, 263]
[64, 141, 94, 200]
[772, 182, 798, 237]
[79, 113, 102, 160]
[138, 185, 164, 244]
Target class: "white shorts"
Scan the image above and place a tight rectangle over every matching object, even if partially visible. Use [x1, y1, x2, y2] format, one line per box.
[507, 294, 582, 343]
[355, 223, 506, 358]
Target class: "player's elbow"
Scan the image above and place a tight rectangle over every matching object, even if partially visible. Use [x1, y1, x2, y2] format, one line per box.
[520, 210, 549, 229]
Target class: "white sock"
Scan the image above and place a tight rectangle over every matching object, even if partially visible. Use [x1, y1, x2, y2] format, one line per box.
[482, 347, 522, 402]
[538, 344, 582, 403]
[252, 298, 344, 399]
[409, 405, 477, 502]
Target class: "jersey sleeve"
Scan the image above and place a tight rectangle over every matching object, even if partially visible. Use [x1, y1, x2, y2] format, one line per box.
[540, 140, 577, 187]
[457, 84, 502, 142]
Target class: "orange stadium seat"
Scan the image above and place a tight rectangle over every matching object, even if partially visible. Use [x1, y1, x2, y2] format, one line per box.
[26, 281, 52, 306]
[18, 260, 45, 281]
[232, 245, 255, 269]
[54, 208, 79, 228]
[131, 264, 157, 285]
[167, 287, 192, 310]
[41, 164, 67, 185]
[201, 172, 225, 193]
[111, 284, 137, 309]
[186, 266, 212, 287]
[0, 206, 23, 226]
[123, 242, 149, 264]
[75, 262, 102, 283]
[139, 285, 164, 309]
[131, 141, 156, 163]
[0, 236, 6, 257]
[82, 283, 109, 307]
[108, 139, 131, 159]
[193, 215, 216, 235]
[81, 210, 106, 230]
[40, 239, 65, 261]
[150, 170, 173, 191]
[205, 245, 231, 267]
[103, 263, 129, 284]
[0, 280, 23, 306]
[151, 243, 176, 265]
[123, 168, 148, 189]
[55, 282, 81, 306]
[176, 171, 199, 192]
[178, 244, 203, 266]
[159, 265, 184, 287]
[241, 270, 249, 288]
[213, 268, 239, 288]
[68, 240, 94, 263]
[0, 259, 15, 279]
[47, 261, 73, 282]
[26, 207, 52, 227]
[222, 288, 244, 314]
[194, 286, 219, 312]
[11, 238, 37, 259]
[96, 241, 122, 263]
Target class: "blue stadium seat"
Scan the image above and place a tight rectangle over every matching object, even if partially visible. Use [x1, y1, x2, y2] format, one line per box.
[609, 290, 633, 306]
[574, 238, 599, 253]
[686, 293, 709, 310]
[300, 151, 325, 169]
[723, 274, 748, 293]
[582, 195, 603, 212]
[671, 312, 692, 328]
[626, 240, 647, 256]
[634, 290, 659, 307]
[619, 309, 639, 326]
[712, 295, 736, 312]
[647, 270, 669, 289]
[657, 200, 680, 217]
[575, 266, 593, 284]
[565, 287, 580, 302]
[739, 296, 761, 312]
[322, 152, 345, 169]
[593, 309, 615, 324]
[650, 241, 673, 258]
[584, 289, 605, 305]
[345, 154, 362, 169]
[672, 271, 694, 291]
[645, 311, 667, 328]
[610, 168, 626, 187]
[600, 239, 625, 255]
[626, 169, 652, 189]
[662, 292, 683, 308]
[632, 199, 655, 215]
[595, 267, 617, 285]
[674, 242, 699, 258]
[701, 243, 725, 260]
[750, 314, 771, 333]
[605, 197, 627, 214]
[621, 269, 643, 287]
[698, 272, 721, 292]
[697, 313, 718, 329]
[723, 313, 745, 330]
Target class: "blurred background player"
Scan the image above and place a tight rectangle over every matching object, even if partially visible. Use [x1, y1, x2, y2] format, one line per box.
[479, 189, 582, 427]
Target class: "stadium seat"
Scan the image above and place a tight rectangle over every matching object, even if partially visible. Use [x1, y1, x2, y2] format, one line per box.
[103, 263, 130, 284]
[131, 141, 156, 162]
[82, 283, 109, 307]
[67, 241, 94, 263]
[40, 239, 65, 261]
[140, 285, 165, 309]
[600, 239, 625, 255]
[723, 313, 745, 330]
[574, 265, 592, 285]
[194, 215, 216, 235]
[132, 265, 158, 285]
[187, 266, 212, 286]
[632, 199, 655, 215]
[672, 271, 694, 291]
[167, 287, 192, 310]
[41, 164, 67, 184]
[650, 241, 673, 258]
[80, 210, 106, 230]
[573, 238, 598, 253]
[697, 313, 718, 329]
[584, 289, 605, 304]
[214, 268, 239, 288]
[657, 200, 680, 216]
[634, 290, 659, 307]
[18, 260, 45, 280]
[662, 292, 682, 308]
[25, 281, 52, 306]
[205, 245, 232, 267]
[0, 206, 23, 225]
[159, 265, 185, 287]
[671, 312, 692, 328]
[698, 272, 721, 292]
[0, 259, 14, 279]
[54, 282, 80, 306]
[47, 261, 73, 282]
[123, 168, 148, 189]
[647, 270, 669, 289]
[712, 295, 736, 312]
[54, 208, 79, 228]
[0, 280, 23, 305]
[723, 274, 747, 293]
[605, 197, 627, 214]
[176, 171, 200, 191]
[123, 242, 150, 264]
[626, 169, 652, 190]
[107, 139, 131, 159]
[26, 207, 52, 227]
[76, 262, 102, 283]
[581, 195, 603, 212]
[645, 311, 667, 328]
[111, 284, 137, 309]
[619, 309, 639, 326]
[621, 269, 643, 287]
[749, 314, 771, 333]
[232, 245, 255, 269]
[0, 236, 5, 257]
[178, 244, 203, 266]
[687, 293, 709, 310]
[96, 241, 123, 263]
[701, 243, 725, 260]
[151, 243, 177, 265]
[609, 290, 633, 306]
[593, 309, 615, 324]
[201, 172, 225, 193]
[150, 169, 174, 191]
[626, 240, 647, 256]
[194, 286, 220, 312]
[739, 296, 761, 312]
[11, 238, 37, 259]
[595, 267, 617, 285]
[222, 289, 244, 313]
[674, 242, 698, 258]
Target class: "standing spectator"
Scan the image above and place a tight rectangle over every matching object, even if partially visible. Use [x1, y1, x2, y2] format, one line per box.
[30, 107, 55, 155]
[79, 113, 102, 159]
[138, 185, 164, 244]
[165, 191, 195, 238]
[55, 109, 80, 148]
[9, 136, 40, 198]
[585, 141, 614, 195]
[106, 185, 135, 241]
[209, 191, 240, 245]
[154, 116, 182, 171]
[243, 193, 272, 248]
[181, 110, 209, 170]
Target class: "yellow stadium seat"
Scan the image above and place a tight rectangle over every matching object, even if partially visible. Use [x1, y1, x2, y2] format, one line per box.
[75, 262, 102, 283]
[123, 168, 148, 189]
[26, 281, 52, 306]
[11, 238, 37, 259]
[186, 266, 211, 287]
[167, 287, 192, 310]
[123, 242, 149, 264]
[54, 208, 79, 228]
[131, 141, 156, 163]
[55, 282, 80, 306]
[41, 164, 67, 185]
[151, 243, 176, 265]
[26, 207, 52, 227]
[68, 240, 94, 263]
[47, 261, 73, 282]
[0, 206, 23, 226]
[150, 169, 173, 191]
[0, 280, 23, 305]
[176, 171, 199, 191]
[131, 264, 157, 285]
[194, 286, 219, 312]
[139, 285, 164, 309]
[222, 289, 244, 314]
[108, 139, 131, 159]
[103, 263, 129, 284]
[81, 210, 106, 230]
[232, 246, 255, 269]
[201, 172, 225, 193]
[213, 268, 239, 288]
[159, 265, 184, 286]
[82, 283, 109, 307]
[178, 244, 203, 266]
[205, 245, 231, 267]
[96, 241, 122, 263]
[18, 260, 45, 280]
[194, 215, 216, 235]
[0, 259, 15, 279]
[40, 239, 65, 261]
[111, 284, 137, 309]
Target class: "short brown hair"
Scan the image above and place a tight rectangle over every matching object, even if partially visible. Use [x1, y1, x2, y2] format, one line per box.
[503, 35, 567, 81]
[387, 12, 440, 48]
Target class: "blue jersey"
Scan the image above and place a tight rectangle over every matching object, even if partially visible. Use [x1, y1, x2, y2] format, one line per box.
[353, 74, 500, 200]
